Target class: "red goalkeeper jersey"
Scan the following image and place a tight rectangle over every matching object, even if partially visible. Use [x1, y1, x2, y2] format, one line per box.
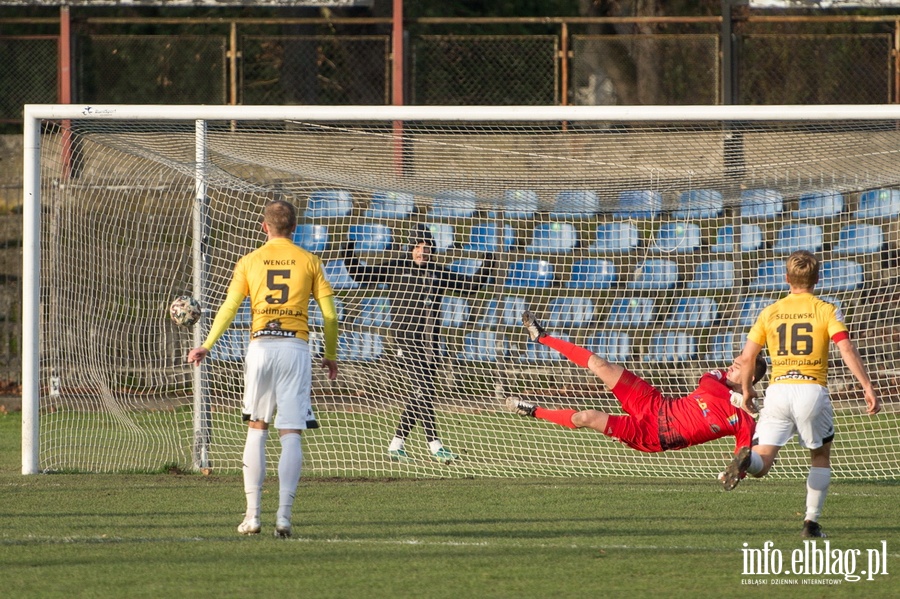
[608, 369, 756, 454]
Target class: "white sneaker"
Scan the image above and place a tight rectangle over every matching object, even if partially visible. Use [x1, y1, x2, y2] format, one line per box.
[237, 516, 261, 535]
[274, 517, 292, 539]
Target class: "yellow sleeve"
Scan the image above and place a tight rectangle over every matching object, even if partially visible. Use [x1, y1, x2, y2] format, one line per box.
[201, 288, 246, 350]
[316, 294, 339, 361]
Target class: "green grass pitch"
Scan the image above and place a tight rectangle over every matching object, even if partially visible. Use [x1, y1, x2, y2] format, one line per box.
[1, 411, 898, 598]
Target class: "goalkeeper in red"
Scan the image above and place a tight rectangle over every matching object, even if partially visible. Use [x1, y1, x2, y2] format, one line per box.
[507, 311, 766, 476]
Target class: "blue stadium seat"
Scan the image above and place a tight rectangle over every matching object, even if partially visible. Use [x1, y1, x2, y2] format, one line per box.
[304, 189, 353, 218]
[687, 260, 734, 290]
[504, 260, 554, 288]
[590, 222, 639, 254]
[749, 260, 787, 292]
[551, 190, 599, 218]
[644, 332, 697, 362]
[793, 190, 844, 219]
[459, 330, 507, 362]
[713, 224, 765, 253]
[587, 331, 631, 362]
[527, 222, 578, 253]
[614, 189, 663, 219]
[627, 259, 679, 290]
[503, 189, 540, 218]
[664, 297, 719, 328]
[210, 329, 249, 362]
[548, 297, 595, 328]
[464, 222, 515, 252]
[323, 259, 360, 289]
[308, 297, 344, 329]
[818, 260, 864, 293]
[520, 332, 570, 363]
[567, 259, 617, 289]
[365, 191, 415, 219]
[710, 225, 735, 254]
[478, 296, 528, 327]
[773, 223, 823, 254]
[425, 223, 455, 253]
[833, 224, 883, 256]
[672, 189, 723, 219]
[349, 223, 392, 252]
[428, 190, 477, 218]
[653, 222, 701, 254]
[736, 296, 777, 327]
[356, 297, 392, 328]
[341, 331, 384, 362]
[440, 296, 470, 328]
[705, 331, 745, 362]
[448, 258, 484, 278]
[605, 297, 655, 328]
[293, 224, 329, 254]
[855, 189, 900, 219]
[739, 224, 765, 251]
[740, 188, 783, 219]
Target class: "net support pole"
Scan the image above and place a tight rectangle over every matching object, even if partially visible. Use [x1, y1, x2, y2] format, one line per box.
[193, 120, 211, 471]
[22, 111, 41, 475]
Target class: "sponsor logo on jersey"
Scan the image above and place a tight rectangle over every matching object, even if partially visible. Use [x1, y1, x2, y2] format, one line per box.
[774, 369, 817, 382]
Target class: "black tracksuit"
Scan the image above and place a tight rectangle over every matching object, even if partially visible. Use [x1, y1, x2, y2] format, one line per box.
[344, 256, 491, 441]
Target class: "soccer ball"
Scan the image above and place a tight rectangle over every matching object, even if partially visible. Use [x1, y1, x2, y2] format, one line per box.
[169, 295, 202, 327]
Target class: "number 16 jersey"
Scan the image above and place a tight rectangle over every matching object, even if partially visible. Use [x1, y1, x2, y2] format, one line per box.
[747, 292, 848, 387]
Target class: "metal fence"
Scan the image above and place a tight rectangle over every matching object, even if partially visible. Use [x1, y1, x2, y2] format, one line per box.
[3, 14, 900, 128]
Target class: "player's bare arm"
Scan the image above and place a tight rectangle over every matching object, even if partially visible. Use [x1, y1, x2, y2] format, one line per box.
[836, 338, 880, 415]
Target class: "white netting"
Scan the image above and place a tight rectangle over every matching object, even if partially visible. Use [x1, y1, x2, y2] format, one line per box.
[32, 110, 900, 477]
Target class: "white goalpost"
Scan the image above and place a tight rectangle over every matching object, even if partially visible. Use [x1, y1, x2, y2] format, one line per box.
[22, 104, 900, 478]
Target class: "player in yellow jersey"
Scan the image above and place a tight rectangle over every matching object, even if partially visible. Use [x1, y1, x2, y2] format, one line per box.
[730, 250, 879, 538]
[187, 200, 339, 539]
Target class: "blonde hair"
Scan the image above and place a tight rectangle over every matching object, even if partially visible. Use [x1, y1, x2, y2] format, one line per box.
[264, 200, 297, 236]
[786, 250, 819, 289]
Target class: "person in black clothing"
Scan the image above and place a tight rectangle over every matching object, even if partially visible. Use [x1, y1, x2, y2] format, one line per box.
[342, 224, 493, 463]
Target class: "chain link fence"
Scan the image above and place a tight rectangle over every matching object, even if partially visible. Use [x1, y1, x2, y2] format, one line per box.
[78, 35, 228, 105]
[242, 35, 390, 105]
[571, 34, 719, 105]
[0, 36, 58, 124]
[739, 33, 892, 104]
[412, 35, 558, 105]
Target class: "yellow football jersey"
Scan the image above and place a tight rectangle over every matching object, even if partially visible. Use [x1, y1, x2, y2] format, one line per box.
[229, 238, 333, 341]
[747, 292, 848, 386]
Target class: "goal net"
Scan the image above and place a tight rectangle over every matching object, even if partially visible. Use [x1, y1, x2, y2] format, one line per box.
[22, 105, 900, 479]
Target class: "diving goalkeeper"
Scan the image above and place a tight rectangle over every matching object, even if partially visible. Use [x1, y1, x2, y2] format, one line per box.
[507, 311, 766, 486]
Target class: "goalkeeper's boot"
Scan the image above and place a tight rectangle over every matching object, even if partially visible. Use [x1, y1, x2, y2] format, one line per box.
[237, 515, 261, 535]
[506, 395, 538, 417]
[431, 447, 459, 464]
[274, 517, 292, 539]
[388, 448, 413, 463]
[801, 520, 827, 538]
[521, 310, 547, 342]
[720, 446, 752, 491]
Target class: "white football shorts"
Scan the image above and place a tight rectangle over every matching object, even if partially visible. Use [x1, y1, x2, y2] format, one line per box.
[242, 337, 314, 430]
[755, 383, 834, 449]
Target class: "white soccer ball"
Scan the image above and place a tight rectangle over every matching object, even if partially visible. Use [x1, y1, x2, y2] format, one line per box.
[169, 295, 202, 327]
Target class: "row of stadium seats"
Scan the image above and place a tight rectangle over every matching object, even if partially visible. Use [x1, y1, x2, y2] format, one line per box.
[212, 326, 746, 364]
[303, 188, 900, 221]
[301, 294, 842, 332]
[296, 221, 889, 256]
[321, 256, 865, 292]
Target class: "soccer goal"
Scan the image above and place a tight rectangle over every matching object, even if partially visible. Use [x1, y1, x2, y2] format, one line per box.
[22, 104, 900, 478]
